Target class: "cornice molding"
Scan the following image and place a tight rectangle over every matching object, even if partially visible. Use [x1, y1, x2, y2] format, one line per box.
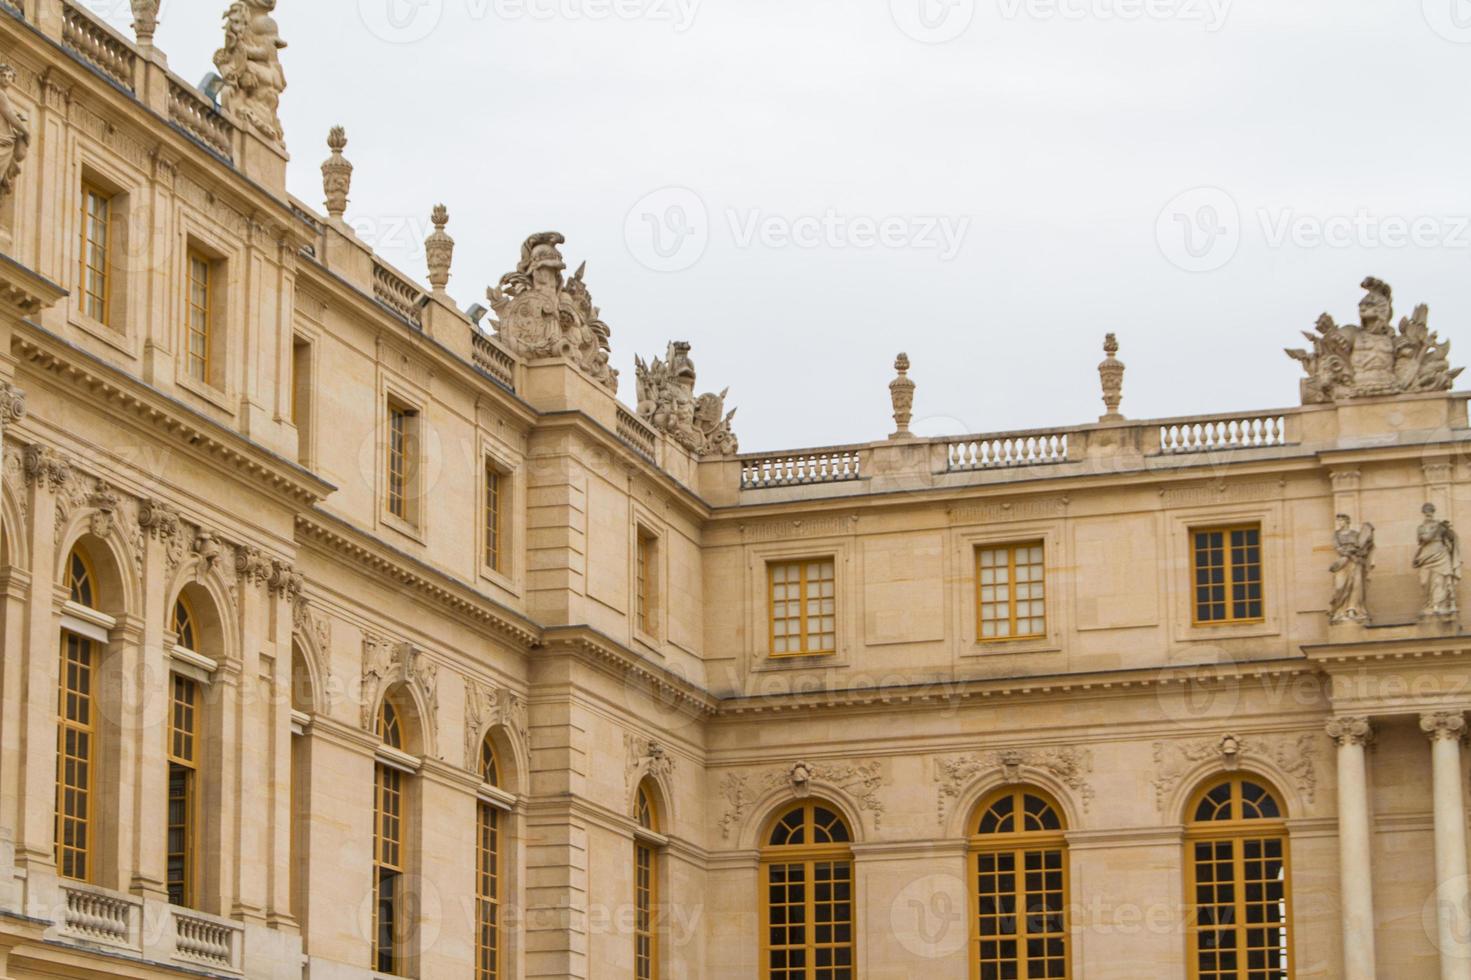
[538, 625, 720, 717]
[0, 253, 67, 317]
[14, 324, 334, 508]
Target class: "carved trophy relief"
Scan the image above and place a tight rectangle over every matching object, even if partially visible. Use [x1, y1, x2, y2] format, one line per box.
[463, 677, 526, 772]
[1286, 277, 1463, 404]
[635, 341, 739, 457]
[213, 0, 288, 144]
[359, 637, 439, 753]
[486, 233, 619, 392]
[933, 747, 1094, 826]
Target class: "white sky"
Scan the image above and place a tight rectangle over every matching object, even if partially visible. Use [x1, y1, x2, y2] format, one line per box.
[84, 0, 1471, 452]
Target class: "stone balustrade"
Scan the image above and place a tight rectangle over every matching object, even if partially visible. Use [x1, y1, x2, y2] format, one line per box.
[168, 79, 235, 161]
[471, 329, 518, 391]
[171, 907, 244, 974]
[1157, 413, 1289, 454]
[58, 880, 141, 951]
[373, 260, 426, 327]
[947, 431, 1071, 471]
[61, 1, 136, 91]
[617, 407, 657, 461]
[740, 448, 866, 489]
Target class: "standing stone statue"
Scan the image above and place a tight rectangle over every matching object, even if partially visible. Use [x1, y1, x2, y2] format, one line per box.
[1415, 503, 1462, 620]
[213, 0, 288, 144]
[1328, 515, 1374, 624]
[0, 65, 30, 210]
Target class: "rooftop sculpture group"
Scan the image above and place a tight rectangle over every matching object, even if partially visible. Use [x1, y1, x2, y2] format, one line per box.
[635, 343, 739, 457]
[487, 233, 619, 393]
[213, 0, 288, 145]
[1287, 277, 1463, 404]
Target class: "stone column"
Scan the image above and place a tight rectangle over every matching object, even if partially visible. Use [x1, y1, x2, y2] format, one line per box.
[1422, 712, 1471, 979]
[1326, 715, 1377, 980]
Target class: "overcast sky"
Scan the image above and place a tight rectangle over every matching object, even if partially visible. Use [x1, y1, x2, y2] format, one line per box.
[85, 0, 1471, 452]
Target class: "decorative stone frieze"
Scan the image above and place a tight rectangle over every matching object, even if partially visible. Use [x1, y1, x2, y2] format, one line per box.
[1098, 333, 1125, 421]
[1153, 733, 1318, 813]
[0, 64, 29, 210]
[213, 0, 288, 145]
[487, 233, 619, 392]
[935, 747, 1095, 826]
[1286, 277, 1463, 404]
[1325, 716, 1373, 748]
[425, 204, 454, 293]
[719, 759, 886, 839]
[463, 677, 527, 773]
[1414, 503, 1462, 620]
[888, 353, 915, 438]
[634, 341, 738, 457]
[1329, 516, 1375, 625]
[1421, 712, 1467, 743]
[624, 734, 676, 798]
[321, 126, 351, 219]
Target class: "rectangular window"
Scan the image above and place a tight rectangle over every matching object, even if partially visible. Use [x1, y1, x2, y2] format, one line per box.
[385, 402, 415, 522]
[292, 337, 312, 464]
[79, 184, 112, 324]
[373, 763, 404, 975]
[55, 633, 95, 882]
[485, 462, 505, 573]
[185, 251, 213, 384]
[636, 531, 658, 636]
[167, 674, 198, 908]
[1192, 525, 1263, 625]
[977, 542, 1046, 641]
[635, 841, 656, 980]
[769, 559, 836, 657]
[477, 803, 500, 980]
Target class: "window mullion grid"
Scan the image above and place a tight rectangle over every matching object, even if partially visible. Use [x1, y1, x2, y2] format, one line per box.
[1007, 547, 1020, 639]
[798, 563, 810, 654]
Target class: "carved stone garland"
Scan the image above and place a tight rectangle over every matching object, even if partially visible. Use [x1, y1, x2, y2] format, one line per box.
[933, 746, 1095, 827]
[719, 759, 886, 840]
[361, 636, 439, 751]
[463, 676, 527, 774]
[1151, 732, 1318, 814]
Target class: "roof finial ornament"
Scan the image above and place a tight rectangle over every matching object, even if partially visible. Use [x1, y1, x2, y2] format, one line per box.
[889, 353, 916, 439]
[1099, 333, 1125, 422]
[131, 1, 161, 45]
[425, 205, 454, 294]
[321, 126, 351, 220]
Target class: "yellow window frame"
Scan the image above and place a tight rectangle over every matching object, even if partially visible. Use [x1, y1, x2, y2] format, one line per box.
[485, 461, 505, 573]
[975, 541, 1047, 643]
[634, 782, 659, 980]
[759, 802, 855, 980]
[1184, 776, 1293, 980]
[768, 559, 837, 658]
[166, 673, 199, 908]
[385, 402, 414, 521]
[55, 631, 96, 882]
[1191, 524, 1265, 626]
[636, 531, 657, 637]
[79, 182, 113, 325]
[185, 250, 213, 384]
[968, 787, 1070, 980]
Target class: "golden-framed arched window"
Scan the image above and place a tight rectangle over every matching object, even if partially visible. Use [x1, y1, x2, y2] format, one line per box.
[172, 595, 196, 651]
[55, 546, 100, 881]
[1186, 775, 1291, 980]
[373, 697, 406, 975]
[969, 787, 1069, 980]
[760, 801, 854, 980]
[634, 780, 660, 980]
[477, 735, 502, 980]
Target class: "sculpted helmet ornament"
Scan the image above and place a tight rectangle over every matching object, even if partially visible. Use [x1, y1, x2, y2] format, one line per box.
[213, 0, 288, 144]
[487, 233, 618, 392]
[635, 342, 739, 457]
[1286, 277, 1463, 404]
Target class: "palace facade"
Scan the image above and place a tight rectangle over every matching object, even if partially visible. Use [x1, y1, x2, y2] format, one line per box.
[0, 3, 1469, 979]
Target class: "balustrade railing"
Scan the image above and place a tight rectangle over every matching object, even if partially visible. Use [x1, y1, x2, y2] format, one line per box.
[373, 261, 425, 327]
[60, 882, 138, 949]
[947, 432, 1069, 471]
[172, 908, 243, 973]
[617, 408, 657, 460]
[1157, 414, 1289, 454]
[168, 79, 235, 160]
[741, 449, 864, 489]
[471, 330, 517, 390]
[62, 2, 137, 91]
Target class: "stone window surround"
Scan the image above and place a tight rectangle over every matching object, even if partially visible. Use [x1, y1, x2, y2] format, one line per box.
[630, 507, 663, 653]
[1167, 505, 1285, 644]
[953, 521, 1065, 659]
[478, 437, 520, 596]
[746, 539, 853, 673]
[173, 219, 239, 414]
[378, 378, 429, 543]
[70, 155, 139, 359]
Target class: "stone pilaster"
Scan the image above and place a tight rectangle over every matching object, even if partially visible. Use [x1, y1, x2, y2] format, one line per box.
[1326, 715, 1376, 980]
[1422, 712, 1471, 980]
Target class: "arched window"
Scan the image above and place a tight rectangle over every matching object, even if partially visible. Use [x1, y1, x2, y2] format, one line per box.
[1186, 776, 1291, 980]
[373, 698, 406, 975]
[969, 787, 1069, 980]
[55, 546, 99, 881]
[761, 801, 854, 980]
[166, 595, 201, 908]
[173, 596, 196, 651]
[634, 781, 659, 980]
[477, 736, 501, 980]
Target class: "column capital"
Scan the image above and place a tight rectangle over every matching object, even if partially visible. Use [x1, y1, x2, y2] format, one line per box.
[1421, 711, 1468, 743]
[1326, 715, 1374, 747]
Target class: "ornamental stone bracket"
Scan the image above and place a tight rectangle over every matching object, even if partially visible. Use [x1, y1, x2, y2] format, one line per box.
[1152, 732, 1318, 814]
[361, 635, 439, 754]
[463, 676, 527, 773]
[718, 759, 887, 840]
[934, 747, 1095, 827]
